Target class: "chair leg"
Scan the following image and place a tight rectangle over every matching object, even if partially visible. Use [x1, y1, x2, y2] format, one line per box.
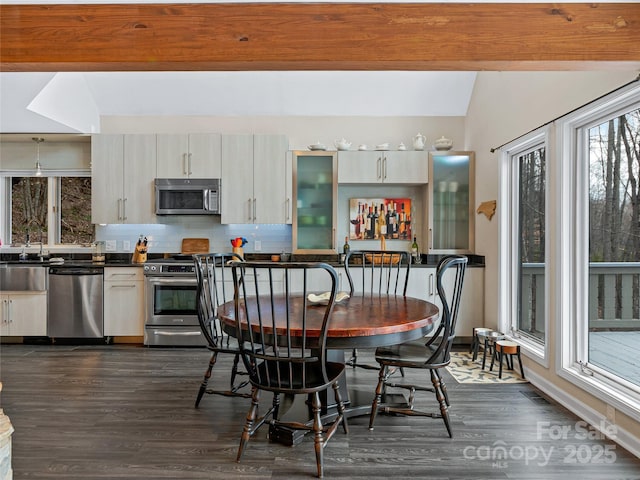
[431, 369, 452, 438]
[369, 365, 386, 430]
[230, 353, 241, 390]
[332, 382, 349, 434]
[498, 349, 505, 379]
[434, 370, 450, 407]
[350, 348, 358, 367]
[236, 386, 260, 463]
[311, 391, 324, 478]
[195, 351, 218, 407]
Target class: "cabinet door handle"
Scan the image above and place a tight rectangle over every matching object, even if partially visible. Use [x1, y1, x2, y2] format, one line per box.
[8, 299, 12, 323]
[123, 198, 128, 221]
[182, 153, 188, 176]
[188, 153, 193, 175]
[286, 198, 290, 221]
[383, 157, 387, 180]
[429, 273, 434, 296]
[429, 228, 433, 250]
[253, 198, 257, 221]
[2, 299, 7, 323]
[117, 198, 123, 221]
[111, 284, 136, 288]
[377, 157, 382, 179]
[248, 198, 252, 221]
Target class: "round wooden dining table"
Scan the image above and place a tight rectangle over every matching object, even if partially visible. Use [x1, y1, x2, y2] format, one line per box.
[217, 293, 440, 349]
[218, 293, 439, 446]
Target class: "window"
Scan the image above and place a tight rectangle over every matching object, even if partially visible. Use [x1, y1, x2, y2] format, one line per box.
[558, 82, 640, 416]
[499, 128, 549, 361]
[585, 105, 640, 387]
[3, 174, 92, 246]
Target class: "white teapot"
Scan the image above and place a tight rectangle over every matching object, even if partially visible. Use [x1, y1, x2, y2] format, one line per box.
[413, 133, 426, 151]
[334, 138, 352, 150]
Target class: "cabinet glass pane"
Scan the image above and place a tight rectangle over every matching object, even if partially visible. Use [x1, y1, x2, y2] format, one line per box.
[432, 153, 471, 251]
[295, 154, 335, 251]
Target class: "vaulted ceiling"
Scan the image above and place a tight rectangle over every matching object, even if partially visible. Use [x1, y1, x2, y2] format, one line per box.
[1, 2, 638, 133]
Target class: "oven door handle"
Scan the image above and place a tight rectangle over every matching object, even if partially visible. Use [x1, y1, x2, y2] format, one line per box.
[146, 277, 197, 285]
[152, 330, 202, 336]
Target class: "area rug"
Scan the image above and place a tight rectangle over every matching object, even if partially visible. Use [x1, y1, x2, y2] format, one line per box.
[445, 351, 528, 384]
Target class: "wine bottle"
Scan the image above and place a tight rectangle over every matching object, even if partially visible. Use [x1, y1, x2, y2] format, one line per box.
[411, 235, 419, 261]
[373, 205, 380, 239]
[355, 202, 362, 238]
[379, 203, 387, 238]
[343, 236, 350, 255]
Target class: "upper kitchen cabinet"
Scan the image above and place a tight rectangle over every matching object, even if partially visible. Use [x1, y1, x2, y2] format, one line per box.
[292, 151, 338, 254]
[221, 134, 288, 224]
[91, 134, 157, 224]
[156, 133, 221, 178]
[428, 151, 475, 253]
[337, 151, 428, 184]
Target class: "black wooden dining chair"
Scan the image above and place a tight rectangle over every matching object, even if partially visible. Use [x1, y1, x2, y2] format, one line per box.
[231, 261, 348, 479]
[344, 249, 412, 369]
[368, 255, 468, 438]
[193, 252, 249, 407]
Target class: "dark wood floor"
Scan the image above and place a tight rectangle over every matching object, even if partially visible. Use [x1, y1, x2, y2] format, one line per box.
[1, 343, 639, 479]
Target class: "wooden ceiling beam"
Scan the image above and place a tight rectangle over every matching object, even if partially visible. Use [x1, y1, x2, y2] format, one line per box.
[1, 3, 639, 72]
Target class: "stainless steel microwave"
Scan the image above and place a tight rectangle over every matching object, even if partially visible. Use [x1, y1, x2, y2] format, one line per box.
[155, 178, 221, 215]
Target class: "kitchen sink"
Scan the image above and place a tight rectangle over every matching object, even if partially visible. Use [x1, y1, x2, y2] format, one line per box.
[0, 264, 48, 291]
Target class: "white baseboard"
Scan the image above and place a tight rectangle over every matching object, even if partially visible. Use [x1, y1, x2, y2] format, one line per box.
[525, 368, 640, 459]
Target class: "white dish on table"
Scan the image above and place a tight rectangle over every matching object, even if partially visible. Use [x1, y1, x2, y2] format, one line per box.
[375, 143, 390, 151]
[307, 291, 350, 305]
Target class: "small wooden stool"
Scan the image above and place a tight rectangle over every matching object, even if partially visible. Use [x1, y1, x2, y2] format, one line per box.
[479, 330, 505, 370]
[490, 340, 525, 379]
[470, 327, 493, 361]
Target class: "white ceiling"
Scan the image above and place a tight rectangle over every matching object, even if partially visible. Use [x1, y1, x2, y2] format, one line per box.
[0, 71, 478, 133]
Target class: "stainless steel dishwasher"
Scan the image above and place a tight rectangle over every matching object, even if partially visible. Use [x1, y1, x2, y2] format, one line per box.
[48, 265, 104, 338]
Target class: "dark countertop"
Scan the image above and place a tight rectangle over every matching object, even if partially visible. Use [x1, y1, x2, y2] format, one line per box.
[1, 252, 485, 268]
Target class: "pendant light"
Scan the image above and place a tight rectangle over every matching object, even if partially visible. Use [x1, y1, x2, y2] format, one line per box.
[32, 137, 44, 176]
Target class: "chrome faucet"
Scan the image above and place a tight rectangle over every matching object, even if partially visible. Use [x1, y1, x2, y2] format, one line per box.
[25, 231, 31, 248]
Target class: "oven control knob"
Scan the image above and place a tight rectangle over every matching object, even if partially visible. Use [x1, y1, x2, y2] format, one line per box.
[150, 265, 157, 271]
[143, 265, 149, 272]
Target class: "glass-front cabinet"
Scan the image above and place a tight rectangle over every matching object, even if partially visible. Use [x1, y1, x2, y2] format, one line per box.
[292, 151, 338, 253]
[428, 151, 475, 253]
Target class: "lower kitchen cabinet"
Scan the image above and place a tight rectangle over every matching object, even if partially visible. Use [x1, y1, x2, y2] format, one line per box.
[103, 267, 145, 337]
[0, 292, 47, 337]
[409, 266, 484, 342]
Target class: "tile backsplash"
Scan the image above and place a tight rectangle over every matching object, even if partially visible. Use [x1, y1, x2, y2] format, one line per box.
[96, 218, 292, 255]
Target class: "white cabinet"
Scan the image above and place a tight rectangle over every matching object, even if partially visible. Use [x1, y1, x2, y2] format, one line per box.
[0, 292, 47, 337]
[91, 134, 157, 224]
[103, 267, 145, 337]
[156, 133, 221, 178]
[338, 151, 428, 184]
[408, 265, 484, 341]
[221, 134, 288, 224]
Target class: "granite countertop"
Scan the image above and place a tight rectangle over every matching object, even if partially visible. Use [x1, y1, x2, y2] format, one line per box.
[1, 252, 485, 268]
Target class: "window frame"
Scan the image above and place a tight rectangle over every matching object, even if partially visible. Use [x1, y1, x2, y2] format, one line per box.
[557, 82, 640, 420]
[1, 169, 91, 248]
[498, 126, 551, 366]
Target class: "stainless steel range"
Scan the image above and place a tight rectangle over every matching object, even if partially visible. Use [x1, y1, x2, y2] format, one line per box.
[143, 257, 206, 347]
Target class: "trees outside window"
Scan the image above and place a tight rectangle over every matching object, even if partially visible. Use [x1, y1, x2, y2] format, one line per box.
[8, 175, 92, 246]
